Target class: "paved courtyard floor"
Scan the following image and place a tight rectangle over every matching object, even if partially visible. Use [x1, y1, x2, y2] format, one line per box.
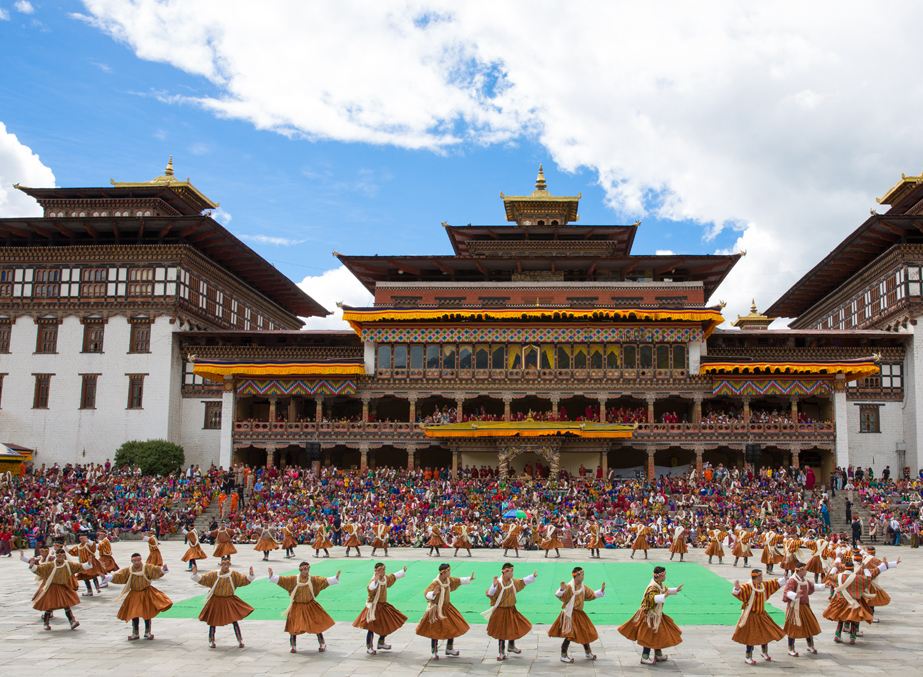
[1, 540, 919, 676]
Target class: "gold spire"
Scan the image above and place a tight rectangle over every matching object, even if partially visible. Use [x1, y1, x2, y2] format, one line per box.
[730, 300, 774, 330]
[535, 164, 547, 193]
[164, 156, 174, 177]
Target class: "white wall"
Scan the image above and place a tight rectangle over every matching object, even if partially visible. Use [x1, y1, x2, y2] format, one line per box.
[178, 395, 222, 469]
[847, 399, 904, 474]
[902, 326, 923, 476]
[0, 315, 179, 466]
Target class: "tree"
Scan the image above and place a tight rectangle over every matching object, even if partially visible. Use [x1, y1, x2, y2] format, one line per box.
[114, 439, 185, 476]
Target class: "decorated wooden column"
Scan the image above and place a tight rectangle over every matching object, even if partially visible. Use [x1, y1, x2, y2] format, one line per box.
[268, 397, 278, 423]
[693, 394, 703, 424]
[406, 445, 416, 470]
[601, 449, 608, 477]
[790, 396, 799, 423]
[551, 395, 559, 418]
[791, 444, 800, 469]
[360, 444, 369, 471]
[503, 395, 512, 421]
[455, 395, 464, 421]
[742, 397, 751, 423]
[287, 398, 296, 422]
[695, 446, 704, 475]
[647, 394, 656, 423]
[452, 449, 459, 479]
[267, 446, 276, 468]
[408, 396, 417, 424]
[361, 395, 370, 423]
[646, 447, 656, 480]
[315, 396, 324, 423]
[598, 394, 607, 422]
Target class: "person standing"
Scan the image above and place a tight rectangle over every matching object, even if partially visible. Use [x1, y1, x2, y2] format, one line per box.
[732, 527, 754, 567]
[145, 532, 163, 567]
[705, 526, 726, 564]
[27, 549, 93, 631]
[630, 523, 651, 560]
[253, 522, 280, 561]
[281, 522, 298, 559]
[731, 569, 788, 664]
[95, 530, 119, 575]
[483, 563, 538, 661]
[103, 552, 173, 640]
[268, 561, 340, 653]
[312, 520, 333, 558]
[353, 563, 408, 654]
[851, 516, 862, 549]
[618, 565, 683, 664]
[182, 525, 208, 570]
[668, 525, 688, 562]
[370, 522, 391, 558]
[209, 521, 238, 562]
[191, 558, 255, 648]
[845, 498, 852, 525]
[585, 519, 606, 559]
[68, 534, 104, 597]
[344, 519, 363, 557]
[540, 521, 564, 559]
[548, 566, 606, 663]
[502, 521, 524, 558]
[415, 564, 475, 660]
[782, 561, 822, 656]
[426, 522, 448, 557]
[452, 524, 473, 557]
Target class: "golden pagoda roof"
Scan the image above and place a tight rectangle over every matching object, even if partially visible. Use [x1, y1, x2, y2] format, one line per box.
[876, 170, 923, 206]
[500, 165, 580, 224]
[111, 157, 219, 212]
[730, 299, 774, 329]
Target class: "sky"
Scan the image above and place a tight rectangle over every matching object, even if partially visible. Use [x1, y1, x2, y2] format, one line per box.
[2, 2, 923, 329]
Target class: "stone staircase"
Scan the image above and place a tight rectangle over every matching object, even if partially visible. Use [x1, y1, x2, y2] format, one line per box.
[823, 490, 872, 539]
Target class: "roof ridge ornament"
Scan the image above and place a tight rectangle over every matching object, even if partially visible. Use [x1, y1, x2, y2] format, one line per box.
[535, 164, 547, 192]
[164, 155, 174, 177]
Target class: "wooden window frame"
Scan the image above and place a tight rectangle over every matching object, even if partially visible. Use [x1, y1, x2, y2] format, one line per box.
[129, 321, 151, 354]
[80, 268, 107, 298]
[80, 374, 98, 410]
[858, 405, 880, 434]
[82, 322, 104, 353]
[33, 374, 51, 409]
[35, 321, 58, 354]
[0, 322, 10, 353]
[204, 401, 222, 429]
[127, 374, 145, 410]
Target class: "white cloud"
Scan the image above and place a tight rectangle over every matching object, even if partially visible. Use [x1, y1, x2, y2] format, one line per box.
[655, 249, 675, 256]
[76, 2, 923, 319]
[91, 61, 113, 73]
[0, 121, 56, 218]
[212, 207, 231, 224]
[238, 233, 303, 247]
[15, 1, 34, 13]
[0, 7, 9, 20]
[297, 265, 374, 330]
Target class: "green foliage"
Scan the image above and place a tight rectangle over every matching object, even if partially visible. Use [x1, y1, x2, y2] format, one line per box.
[114, 439, 185, 476]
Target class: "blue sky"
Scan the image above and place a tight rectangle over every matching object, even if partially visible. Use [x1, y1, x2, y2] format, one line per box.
[2, 2, 922, 327]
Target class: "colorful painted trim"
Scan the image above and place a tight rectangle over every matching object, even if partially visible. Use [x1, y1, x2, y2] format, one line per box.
[422, 420, 636, 439]
[700, 358, 878, 382]
[360, 323, 704, 344]
[236, 378, 357, 396]
[342, 306, 725, 337]
[712, 378, 834, 398]
[193, 358, 366, 382]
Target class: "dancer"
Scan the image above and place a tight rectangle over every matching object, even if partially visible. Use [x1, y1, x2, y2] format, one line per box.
[209, 521, 238, 562]
[426, 522, 447, 557]
[668, 525, 687, 562]
[585, 519, 605, 559]
[27, 549, 92, 631]
[732, 527, 754, 567]
[370, 522, 391, 557]
[760, 531, 784, 574]
[862, 546, 892, 622]
[353, 563, 408, 654]
[731, 569, 788, 664]
[103, 552, 173, 640]
[95, 530, 119, 575]
[540, 521, 564, 558]
[548, 566, 606, 663]
[618, 565, 683, 665]
[312, 520, 333, 558]
[68, 533, 103, 596]
[253, 522, 280, 561]
[344, 519, 362, 557]
[805, 536, 828, 583]
[182, 524, 208, 570]
[415, 564, 475, 660]
[502, 521, 524, 558]
[823, 554, 899, 644]
[452, 523, 474, 557]
[630, 523, 651, 560]
[706, 525, 725, 564]
[191, 557, 255, 648]
[145, 532, 163, 567]
[483, 563, 538, 661]
[281, 522, 298, 559]
[782, 561, 821, 656]
[268, 561, 340, 653]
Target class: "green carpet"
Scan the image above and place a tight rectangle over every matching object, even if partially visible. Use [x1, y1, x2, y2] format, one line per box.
[162, 560, 784, 626]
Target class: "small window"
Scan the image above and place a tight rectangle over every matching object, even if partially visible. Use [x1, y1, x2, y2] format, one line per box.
[672, 344, 686, 371]
[393, 344, 408, 369]
[507, 344, 522, 369]
[127, 375, 144, 409]
[80, 375, 98, 409]
[491, 344, 505, 370]
[623, 344, 637, 369]
[639, 344, 654, 370]
[127, 268, 153, 296]
[426, 345, 440, 369]
[204, 401, 222, 429]
[442, 344, 456, 369]
[410, 344, 424, 370]
[656, 344, 670, 369]
[33, 269, 60, 298]
[36, 321, 58, 354]
[573, 344, 588, 369]
[557, 344, 571, 369]
[33, 375, 51, 409]
[859, 406, 880, 433]
[83, 322, 104, 353]
[523, 344, 538, 369]
[541, 344, 554, 369]
[459, 344, 472, 369]
[475, 344, 489, 369]
[129, 322, 151, 353]
[606, 344, 620, 369]
[81, 268, 107, 297]
[0, 269, 12, 297]
[0, 322, 10, 353]
[377, 345, 391, 369]
[590, 343, 604, 369]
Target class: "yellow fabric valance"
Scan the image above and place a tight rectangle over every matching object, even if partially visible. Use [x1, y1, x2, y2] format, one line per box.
[699, 359, 879, 382]
[192, 359, 366, 382]
[422, 420, 636, 439]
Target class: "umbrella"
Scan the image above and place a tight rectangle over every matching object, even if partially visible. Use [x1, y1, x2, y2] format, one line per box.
[503, 509, 530, 519]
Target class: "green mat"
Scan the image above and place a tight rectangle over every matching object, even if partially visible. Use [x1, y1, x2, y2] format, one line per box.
[162, 560, 783, 626]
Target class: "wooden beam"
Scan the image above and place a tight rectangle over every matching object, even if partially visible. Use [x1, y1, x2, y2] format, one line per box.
[52, 221, 74, 238]
[654, 259, 681, 275]
[179, 222, 204, 238]
[877, 220, 907, 236]
[159, 222, 175, 238]
[112, 221, 120, 240]
[25, 222, 53, 238]
[390, 260, 423, 276]
[582, 228, 597, 240]
[474, 260, 489, 277]
[1, 223, 33, 239]
[432, 260, 455, 275]
[83, 222, 97, 238]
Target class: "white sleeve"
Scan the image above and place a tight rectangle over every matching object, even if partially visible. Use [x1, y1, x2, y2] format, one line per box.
[785, 591, 797, 600]
[268, 574, 280, 584]
[182, 529, 189, 535]
[487, 583, 498, 596]
[523, 574, 536, 585]
[327, 577, 339, 585]
[82, 562, 94, 570]
[668, 587, 679, 595]
[20, 555, 31, 563]
[247, 574, 256, 582]
[654, 593, 667, 604]
[425, 590, 437, 600]
[594, 588, 605, 599]
[368, 580, 379, 591]
[555, 588, 566, 598]
[459, 576, 472, 585]
[102, 573, 114, 584]
[29, 564, 39, 572]
[393, 569, 406, 579]
[191, 573, 203, 582]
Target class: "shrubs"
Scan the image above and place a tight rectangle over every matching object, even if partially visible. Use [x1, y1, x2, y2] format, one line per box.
[114, 439, 185, 476]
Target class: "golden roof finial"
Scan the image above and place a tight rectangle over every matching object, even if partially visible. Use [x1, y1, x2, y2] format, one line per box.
[750, 298, 757, 313]
[535, 164, 547, 192]
[164, 156, 174, 177]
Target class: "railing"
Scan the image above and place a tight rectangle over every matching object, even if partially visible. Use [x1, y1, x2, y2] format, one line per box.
[233, 419, 834, 438]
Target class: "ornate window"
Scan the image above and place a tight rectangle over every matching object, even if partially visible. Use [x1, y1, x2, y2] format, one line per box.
[81, 268, 107, 297]
[204, 401, 222, 429]
[36, 320, 58, 353]
[127, 268, 153, 296]
[80, 374, 98, 409]
[82, 322, 104, 353]
[129, 321, 151, 353]
[127, 374, 145, 409]
[33, 374, 51, 409]
[33, 269, 60, 298]
[859, 405, 880, 433]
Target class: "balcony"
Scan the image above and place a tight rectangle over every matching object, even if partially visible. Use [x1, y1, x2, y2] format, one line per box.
[233, 420, 425, 441]
[633, 421, 834, 439]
